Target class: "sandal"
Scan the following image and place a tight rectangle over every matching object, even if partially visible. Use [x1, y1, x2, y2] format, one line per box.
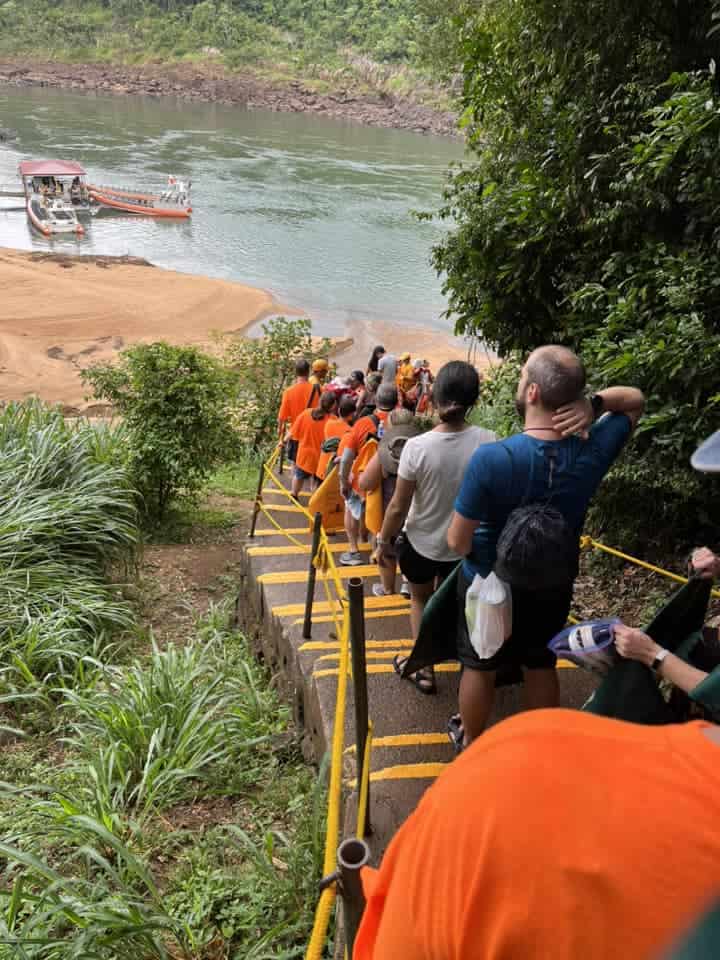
[392, 654, 437, 696]
[447, 714, 465, 755]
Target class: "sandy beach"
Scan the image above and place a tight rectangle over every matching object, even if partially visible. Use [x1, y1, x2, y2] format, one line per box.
[0, 247, 487, 412]
[0, 247, 295, 411]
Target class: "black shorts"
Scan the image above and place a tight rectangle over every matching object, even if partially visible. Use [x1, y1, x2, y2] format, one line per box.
[397, 533, 458, 586]
[456, 568, 572, 672]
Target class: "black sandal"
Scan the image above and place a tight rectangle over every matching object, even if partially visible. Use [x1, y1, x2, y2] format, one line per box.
[447, 714, 465, 755]
[392, 654, 437, 696]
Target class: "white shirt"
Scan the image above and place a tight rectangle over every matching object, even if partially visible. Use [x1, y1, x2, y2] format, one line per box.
[398, 425, 496, 562]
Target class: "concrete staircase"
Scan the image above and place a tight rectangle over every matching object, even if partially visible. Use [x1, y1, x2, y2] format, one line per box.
[238, 468, 599, 862]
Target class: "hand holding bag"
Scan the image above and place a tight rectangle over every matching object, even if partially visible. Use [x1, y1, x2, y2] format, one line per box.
[465, 572, 512, 660]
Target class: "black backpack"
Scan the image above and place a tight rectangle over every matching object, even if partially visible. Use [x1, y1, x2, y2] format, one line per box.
[493, 445, 580, 591]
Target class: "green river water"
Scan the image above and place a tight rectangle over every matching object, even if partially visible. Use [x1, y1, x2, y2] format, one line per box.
[0, 85, 464, 338]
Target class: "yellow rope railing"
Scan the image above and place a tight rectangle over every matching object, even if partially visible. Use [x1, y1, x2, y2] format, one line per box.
[580, 536, 720, 600]
[251, 451, 358, 959]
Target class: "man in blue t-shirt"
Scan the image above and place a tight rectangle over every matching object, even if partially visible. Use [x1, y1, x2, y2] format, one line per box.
[447, 345, 644, 747]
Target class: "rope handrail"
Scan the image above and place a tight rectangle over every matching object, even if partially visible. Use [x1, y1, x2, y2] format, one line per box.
[580, 536, 720, 600]
[249, 449, 355, 957]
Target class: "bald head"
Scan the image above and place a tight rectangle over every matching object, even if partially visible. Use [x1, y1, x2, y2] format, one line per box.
[522, 345, 586, 411]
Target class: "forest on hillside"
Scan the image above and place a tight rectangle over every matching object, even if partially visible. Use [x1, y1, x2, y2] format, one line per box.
[0, 0, 446, 86]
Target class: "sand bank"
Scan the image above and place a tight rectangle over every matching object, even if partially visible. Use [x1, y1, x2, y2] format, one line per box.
[0, 247, 487, 413]
[0, 247, 293, 411]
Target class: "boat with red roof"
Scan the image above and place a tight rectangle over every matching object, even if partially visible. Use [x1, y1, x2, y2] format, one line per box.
[18, 160, 87, 237]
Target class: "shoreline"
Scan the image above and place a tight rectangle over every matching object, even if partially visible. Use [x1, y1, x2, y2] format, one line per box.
[0, 247, 480, 413]
[0, 58, 458, 139]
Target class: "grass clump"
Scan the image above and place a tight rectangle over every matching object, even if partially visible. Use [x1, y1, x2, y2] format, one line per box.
[0, 401, 139, 716]
[63, 634, 236, 818]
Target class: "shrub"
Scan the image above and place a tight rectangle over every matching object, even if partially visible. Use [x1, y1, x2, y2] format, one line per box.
[220, 316, 333, 454]
[82, 342, 241, 521]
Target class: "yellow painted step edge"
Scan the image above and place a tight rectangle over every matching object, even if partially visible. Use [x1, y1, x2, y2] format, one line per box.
[273, 595, 410, 617]
[346, 762, 448, 788]
[259, 564, 378, 585]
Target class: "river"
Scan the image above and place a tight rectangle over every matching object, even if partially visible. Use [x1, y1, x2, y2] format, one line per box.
[0, 85, 464, 338]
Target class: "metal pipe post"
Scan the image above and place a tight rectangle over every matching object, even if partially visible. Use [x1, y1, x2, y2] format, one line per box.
[278, 440, 285, 475]
[348, 577, 371, 835]
[338, 837, 370, 956]
[248, 457, 266, 538]
[302, 512, 323, 639]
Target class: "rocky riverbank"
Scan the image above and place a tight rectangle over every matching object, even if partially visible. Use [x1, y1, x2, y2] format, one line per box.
[0, 58, 458, 138]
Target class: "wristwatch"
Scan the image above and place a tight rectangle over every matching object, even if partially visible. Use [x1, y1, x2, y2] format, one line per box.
[589, 393, 605, 420]
[651, 648, 670, 672]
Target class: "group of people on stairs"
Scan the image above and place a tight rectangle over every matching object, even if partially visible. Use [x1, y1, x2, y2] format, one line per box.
[277, 343, 720, 960]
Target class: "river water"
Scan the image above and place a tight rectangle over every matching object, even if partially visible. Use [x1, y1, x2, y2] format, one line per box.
[0, 85, 464, 337]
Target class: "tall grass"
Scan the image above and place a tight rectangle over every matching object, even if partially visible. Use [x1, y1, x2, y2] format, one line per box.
[0, 401, 139, 710]
[0, 812, 189, 959]
[63, 639, 234, 817]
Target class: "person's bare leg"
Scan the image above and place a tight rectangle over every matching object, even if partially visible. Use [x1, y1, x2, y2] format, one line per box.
[291, 472, 305, 498]
[409, 580, 434, 639]
[344, 506, 360, 553]
[405, 580, 435, 687]
[380, 558, 396, 593]
[459, 668, 497, 744]
[522, 668, 559, 711]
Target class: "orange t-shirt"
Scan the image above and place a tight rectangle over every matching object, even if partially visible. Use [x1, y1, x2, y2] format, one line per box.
[291, 409, 335, 477]
[278, 380, 318, 426]
[316, 417, 352, 481]
[355, 709, 720, 960]
[337, 411, 388, 492]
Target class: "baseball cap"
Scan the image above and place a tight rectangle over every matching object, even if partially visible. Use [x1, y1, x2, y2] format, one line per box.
[691, 430, 720, 473]
[379, 419, 424, 476]
[312, 358, 329, 373]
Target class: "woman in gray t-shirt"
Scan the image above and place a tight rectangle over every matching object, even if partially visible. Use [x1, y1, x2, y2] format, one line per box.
[376, 361, 495, 693]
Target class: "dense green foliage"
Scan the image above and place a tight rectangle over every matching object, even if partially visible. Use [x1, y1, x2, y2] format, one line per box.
[0, 401, 138, 714]
[0, 0, 434, 79]
[83, 342, 241, 521]
[434, 0, 720, 548]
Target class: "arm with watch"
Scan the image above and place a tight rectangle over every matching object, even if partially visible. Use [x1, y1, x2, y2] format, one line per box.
[552, 385, 645, 438]
[613, 623, 710, 694]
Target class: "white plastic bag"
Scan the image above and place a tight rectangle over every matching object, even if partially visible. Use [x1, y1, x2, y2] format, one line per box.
[464, 572, 512, 660]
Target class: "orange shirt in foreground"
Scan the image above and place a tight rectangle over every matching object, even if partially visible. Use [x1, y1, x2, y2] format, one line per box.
[291, 409, 336, 477]
[316, 417, 352, 481]
[355, 709, 720, 960]
[278, 380, 318, 427]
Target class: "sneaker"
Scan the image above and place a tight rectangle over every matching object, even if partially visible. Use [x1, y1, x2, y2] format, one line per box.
[400, 577, 411, 598]
[339, 551, 363, 566]
[372, 583, 390, 598]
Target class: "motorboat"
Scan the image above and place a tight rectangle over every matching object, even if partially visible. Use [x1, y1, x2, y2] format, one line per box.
[18, 160, 87, 236]
[27, 193, 85, 236]
[88, 176, 192, 218]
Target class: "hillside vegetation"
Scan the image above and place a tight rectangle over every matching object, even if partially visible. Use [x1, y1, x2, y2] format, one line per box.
[432, 0, 720, 551]
[0, 0, 447, 101]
